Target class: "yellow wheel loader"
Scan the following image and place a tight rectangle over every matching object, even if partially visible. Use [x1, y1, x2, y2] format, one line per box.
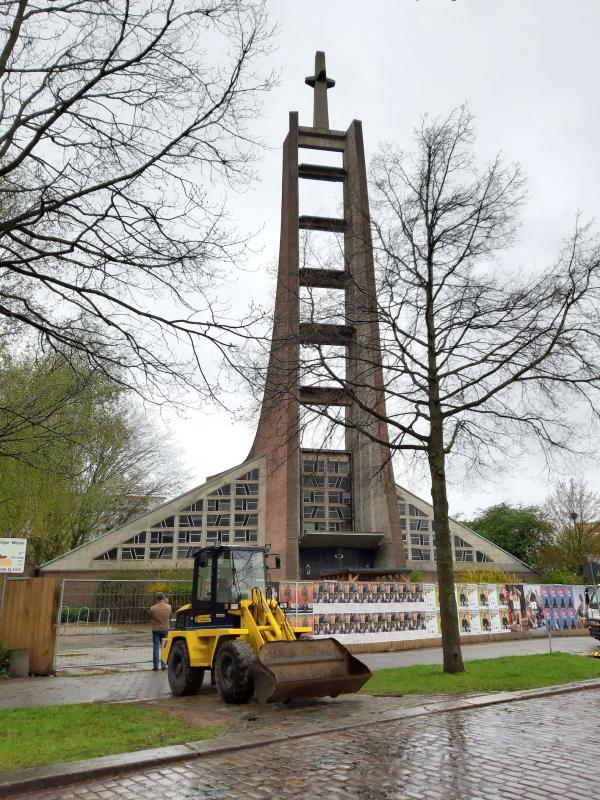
[161, 545, 371, 704]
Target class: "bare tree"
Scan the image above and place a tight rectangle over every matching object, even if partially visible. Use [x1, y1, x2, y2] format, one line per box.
[535, 478, 600, 575]
[291, 108, 600, 672]
[0, 0, 275, 404]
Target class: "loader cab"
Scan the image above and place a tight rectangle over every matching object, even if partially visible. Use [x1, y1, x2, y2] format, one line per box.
[190, 546, 267, 625]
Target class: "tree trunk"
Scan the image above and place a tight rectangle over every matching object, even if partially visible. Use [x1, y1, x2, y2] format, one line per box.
[429, 404, 465, 673]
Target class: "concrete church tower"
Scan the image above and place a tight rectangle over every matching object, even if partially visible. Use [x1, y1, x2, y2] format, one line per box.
[44, 56, 531, 583]
[248, 52, 405, 579]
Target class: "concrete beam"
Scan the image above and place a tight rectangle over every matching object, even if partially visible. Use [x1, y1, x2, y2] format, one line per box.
[299, 268, 347, 289]
[298, 386, 351, 406]
[298, 322, 355, 346]
[299, 215, 346, 233]
[298, 164, 346, 182]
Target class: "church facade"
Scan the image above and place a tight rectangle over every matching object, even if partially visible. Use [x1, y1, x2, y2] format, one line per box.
[40, 54, 535, 582]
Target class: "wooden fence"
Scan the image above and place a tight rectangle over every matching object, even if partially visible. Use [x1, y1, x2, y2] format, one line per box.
[0, 576, 59, 674]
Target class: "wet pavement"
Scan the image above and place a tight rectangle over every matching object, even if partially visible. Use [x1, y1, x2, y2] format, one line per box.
[11, 687, 600, 799]
[1, 635, 596, 710]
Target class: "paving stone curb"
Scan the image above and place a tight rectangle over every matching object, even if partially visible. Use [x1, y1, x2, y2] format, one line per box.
[2, 678, 600, 798]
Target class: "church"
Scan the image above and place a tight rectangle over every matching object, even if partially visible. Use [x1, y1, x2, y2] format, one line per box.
[40, 54, 534, 583]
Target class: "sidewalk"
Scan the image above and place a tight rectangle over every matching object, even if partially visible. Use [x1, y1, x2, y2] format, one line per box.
[1, 634, 596, 710]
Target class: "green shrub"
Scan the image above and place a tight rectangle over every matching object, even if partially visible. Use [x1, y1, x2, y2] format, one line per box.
[457, 568, 518, 584]
[409, 569, 424, 582]
[540, 568, 580, 585]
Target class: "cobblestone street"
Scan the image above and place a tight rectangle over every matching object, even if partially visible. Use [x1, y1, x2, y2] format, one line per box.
[14, 688, 600, 800]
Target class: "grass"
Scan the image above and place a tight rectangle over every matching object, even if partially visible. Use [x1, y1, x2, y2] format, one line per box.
[362, 652, 600, 696]
[0, 703, 220, 772]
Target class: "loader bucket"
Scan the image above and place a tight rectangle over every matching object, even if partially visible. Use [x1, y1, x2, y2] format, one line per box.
[253, 637, 372, 704]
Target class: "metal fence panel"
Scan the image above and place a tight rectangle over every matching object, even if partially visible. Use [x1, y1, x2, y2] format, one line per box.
[55, 579, 192, 672]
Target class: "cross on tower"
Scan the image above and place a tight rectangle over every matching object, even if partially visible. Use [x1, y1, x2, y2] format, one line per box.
[305, 51, 335, 130]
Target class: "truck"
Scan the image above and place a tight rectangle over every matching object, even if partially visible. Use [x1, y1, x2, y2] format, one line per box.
[161, 545, 372, 704]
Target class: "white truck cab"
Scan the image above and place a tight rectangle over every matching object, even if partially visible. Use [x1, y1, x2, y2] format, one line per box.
[589, 586, 600, 641]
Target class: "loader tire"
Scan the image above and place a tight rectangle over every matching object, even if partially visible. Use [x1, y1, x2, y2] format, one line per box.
[214, 640, 257, 704]
[167, 640, 204, 696]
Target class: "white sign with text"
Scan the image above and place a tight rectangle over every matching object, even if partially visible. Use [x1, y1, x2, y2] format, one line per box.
[0, 538, 27, 573]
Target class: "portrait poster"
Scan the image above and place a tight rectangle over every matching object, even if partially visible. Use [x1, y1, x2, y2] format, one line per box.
[504, 584, 526, 630]
[478, 584, 498, 609]
[456, 584, 470, 610]
[523, 584, 545, 630]
[572, 586, 588, 627]
[459, 610, 477, 634]
[479, 608, 493, 633]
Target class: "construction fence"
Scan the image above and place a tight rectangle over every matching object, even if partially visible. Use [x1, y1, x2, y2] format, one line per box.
[51, 577, 593, 672]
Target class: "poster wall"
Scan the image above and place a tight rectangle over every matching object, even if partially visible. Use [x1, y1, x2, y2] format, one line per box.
[275, 580, 590, 643]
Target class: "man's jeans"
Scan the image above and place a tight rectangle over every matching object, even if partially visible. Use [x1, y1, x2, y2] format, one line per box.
[152, 629, 168, 668]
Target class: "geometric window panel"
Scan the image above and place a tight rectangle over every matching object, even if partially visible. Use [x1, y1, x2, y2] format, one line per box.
[410, 518, 428, 531]
[303, 505, 326, 519]
[206, 529, 230, 543]
[235, 482, 259, 496]
[207, 498, 230, 512]
[149, 546, 174, 559]
[234, 529, 258, 542]
[303, 474, 325, 488]
[179, 514, 203, 528]
[177, 546, 197, 559]
[327, 460, 350, 474]
[151, 516, 175, 529]
[411, 548, 431, 561]
[238, 468, 259, 481]
[150, 530, 174, 544]
[121, 547, 145, 560]
[454, 535, 471, 548]
[408, 504, 427, 518]
[235, 498, 258, 511]
[455, 549, 474, 562]
[207, 514, 230, 527]
[94, 548, 118, 560]
[209, 485, 231, 497]
[181, 500, 203, 512]
[327, 476, 351, 490]
[303, 459, 326, 474]
[178, 530, 202, 544]
[123, 532, 146, 544]
[235, 513, 258, 527]
[476, 551, 493, 562]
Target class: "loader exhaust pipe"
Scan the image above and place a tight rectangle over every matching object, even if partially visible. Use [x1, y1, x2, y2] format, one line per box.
[253, 638, 372, 704]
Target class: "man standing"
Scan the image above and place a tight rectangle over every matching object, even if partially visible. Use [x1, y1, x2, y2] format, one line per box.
[150, 592, 172, 671]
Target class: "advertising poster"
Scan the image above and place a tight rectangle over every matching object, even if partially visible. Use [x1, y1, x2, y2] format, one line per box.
[479, 608, 493, 633]
[423, 583, 437, 609]
[459, 610, 475, 634]
[456, 584, 470, 609]
[504, 584, 526, 630]
[523, 585, 545, 630]
[572, 586, 588, 627]
[489, 608, 502, 633]
[426, 611, 438, 635]
[478, 584, 498, 609]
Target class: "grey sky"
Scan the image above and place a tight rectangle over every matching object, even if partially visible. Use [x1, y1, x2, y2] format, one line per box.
[168, 0, 600, 518]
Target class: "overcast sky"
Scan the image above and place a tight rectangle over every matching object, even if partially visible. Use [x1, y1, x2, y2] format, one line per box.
[166, 0, 600, 518]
